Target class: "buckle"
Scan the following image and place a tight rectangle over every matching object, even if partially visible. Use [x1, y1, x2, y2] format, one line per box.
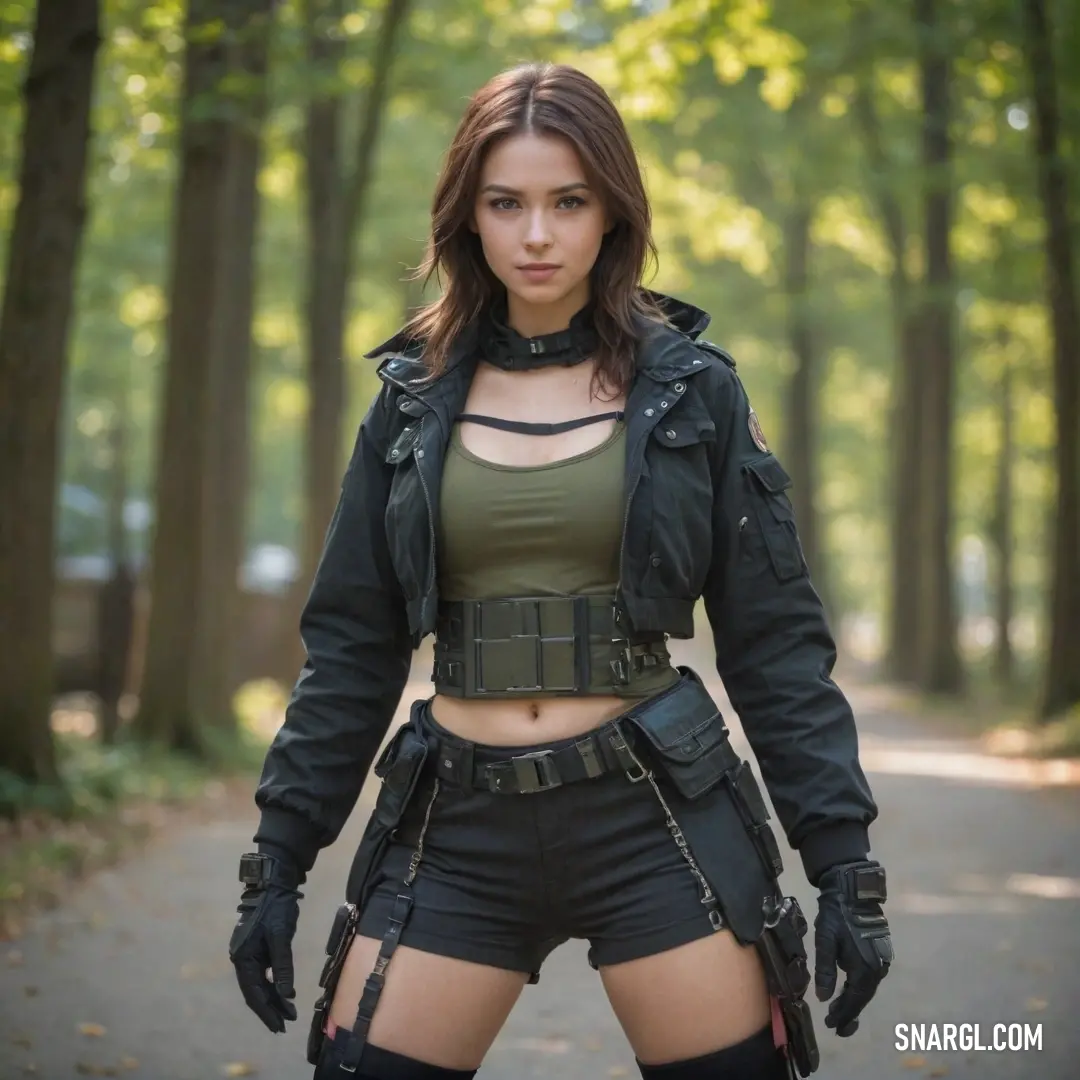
[511, 750, 561, 793]
[851, 864, 887, 903]
[238, 852, 271, 888]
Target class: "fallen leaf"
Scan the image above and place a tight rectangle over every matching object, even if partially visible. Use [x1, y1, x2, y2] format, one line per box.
[902, 1056, 927, 1069]
[607, 1068, 629, 1078]
[928, 1067, 949, 1077]
[75, 1065, 118, 1077]
[584, 1035, 604, 1052]
[23, 985, 39, 998]
[21, 1065, 38, 1076]
[119, 1057, 139, 1071]
[222, 1064, 257, 1078]
[78, 1023, 107, 1038]
[10, 1035, 32, 1050]
[1025, 997, 1048, 1012]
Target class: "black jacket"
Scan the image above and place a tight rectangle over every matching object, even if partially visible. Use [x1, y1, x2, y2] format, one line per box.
[254, 294, 878, 885]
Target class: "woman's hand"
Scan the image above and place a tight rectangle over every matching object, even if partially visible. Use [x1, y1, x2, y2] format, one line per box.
[813, 859, 894, 1037]
[228, 853, 303, 1033]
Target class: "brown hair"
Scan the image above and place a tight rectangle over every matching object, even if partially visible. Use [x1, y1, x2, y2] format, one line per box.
[403, 62, 669, 392]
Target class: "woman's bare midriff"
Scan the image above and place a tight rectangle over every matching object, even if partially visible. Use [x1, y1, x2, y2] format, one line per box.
[429, 692, 635, 747]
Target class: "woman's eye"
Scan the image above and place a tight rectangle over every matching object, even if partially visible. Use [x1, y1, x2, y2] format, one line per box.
[490, 198, 518, 211]
[558, 195, 586, 210]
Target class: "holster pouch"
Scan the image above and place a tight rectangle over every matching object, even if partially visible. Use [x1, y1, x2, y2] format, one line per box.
[307, 708, 431, 1064]
[306, 901, 360, 1065]
[344, 708, 431, 908]
[617, 669, 774, 944]
[726, 762, 785, 879]
[756, 896, 819, 1077]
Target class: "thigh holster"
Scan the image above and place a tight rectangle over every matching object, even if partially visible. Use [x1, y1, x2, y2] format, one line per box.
[612, 669, 819, 1075]
[612, 668, 779, 944]
[307, 704, 437, 1071]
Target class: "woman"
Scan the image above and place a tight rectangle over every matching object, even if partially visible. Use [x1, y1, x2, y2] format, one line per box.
[229, 63, 893, 1080]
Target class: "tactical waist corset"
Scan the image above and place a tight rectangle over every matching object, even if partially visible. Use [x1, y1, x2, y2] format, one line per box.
[432, 596, 672, 697]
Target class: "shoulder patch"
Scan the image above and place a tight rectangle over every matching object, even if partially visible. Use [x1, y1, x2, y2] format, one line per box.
[694, 339, 737, 370]
[747, 408, 769, 452]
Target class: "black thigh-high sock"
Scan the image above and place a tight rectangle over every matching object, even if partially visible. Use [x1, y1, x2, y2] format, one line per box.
[635, 1024, 791, 1079]
[313, 1029, 477, 1080]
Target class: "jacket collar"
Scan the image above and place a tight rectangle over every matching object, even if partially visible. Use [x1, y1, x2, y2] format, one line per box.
[366, 290, 713, 399]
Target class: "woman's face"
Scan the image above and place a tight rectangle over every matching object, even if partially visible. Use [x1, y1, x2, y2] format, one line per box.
[472, 132, 609, 335]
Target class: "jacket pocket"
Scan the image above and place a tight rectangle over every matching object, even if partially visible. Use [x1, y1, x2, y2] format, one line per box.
[383, 421, 427, 602]
[744, 454, 806, 582]
[639, 404, 716, 599]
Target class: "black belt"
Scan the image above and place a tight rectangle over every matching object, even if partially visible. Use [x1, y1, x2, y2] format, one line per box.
[432, 596, 671, 698]
[428, 721, 645, 794]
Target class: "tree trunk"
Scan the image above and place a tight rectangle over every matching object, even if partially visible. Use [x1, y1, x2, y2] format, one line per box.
[914, 0, 963, 694]
[300, 0, 349, 592]
[782, 201, 831, 613]
[991, 346, 1014, 686]
[852, 68, 924, 683]
[279, 0, 412, 679]
[1022, 0, 1080, 720]
[96, 389, 134, 744]
[134, 0, 233, 753]
[194, 0, 275, 732]
[300, 0, 413, 588]
[0, 0, 100, 788]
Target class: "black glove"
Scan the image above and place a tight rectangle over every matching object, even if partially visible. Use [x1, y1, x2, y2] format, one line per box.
[229, 851, 304, 1033]
[814, 858, 893, 1037]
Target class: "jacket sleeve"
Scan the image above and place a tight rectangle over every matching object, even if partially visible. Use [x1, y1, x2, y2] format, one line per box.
[699, 361, 878, 886]
[252, 384, 413, 870]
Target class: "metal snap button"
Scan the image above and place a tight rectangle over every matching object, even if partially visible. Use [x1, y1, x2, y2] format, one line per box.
[665, 429, 677, 440]
[390, 449, 399, 458]
[644, 407, 655, 417]
[650, 556, 662, 567]
[416, 449, 425, 458]
[674, 382, 685, 393]
[660, 400, 669, 408]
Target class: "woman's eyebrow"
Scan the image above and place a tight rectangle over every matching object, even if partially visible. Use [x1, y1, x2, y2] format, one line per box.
[480, 182, 590, 196]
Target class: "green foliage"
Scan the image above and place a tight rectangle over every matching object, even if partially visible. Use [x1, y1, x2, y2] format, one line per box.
[0, 725, 262, 821]
[5, 0, 1073, 682]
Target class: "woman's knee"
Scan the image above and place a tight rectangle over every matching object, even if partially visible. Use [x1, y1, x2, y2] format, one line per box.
[601, 931, 772, 1065]
[327, 934, 528, 1071]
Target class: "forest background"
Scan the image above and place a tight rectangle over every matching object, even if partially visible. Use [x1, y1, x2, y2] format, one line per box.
[0, 0, 1078, 838]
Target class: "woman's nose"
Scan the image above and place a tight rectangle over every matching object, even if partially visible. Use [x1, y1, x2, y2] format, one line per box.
[523, 209, 553, 248]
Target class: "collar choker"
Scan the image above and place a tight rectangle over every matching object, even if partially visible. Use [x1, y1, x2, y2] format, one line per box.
[477, 299, 598, 372]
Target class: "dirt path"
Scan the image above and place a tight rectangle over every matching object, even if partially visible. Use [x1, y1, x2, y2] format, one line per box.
[3, 651, 1078, 1080]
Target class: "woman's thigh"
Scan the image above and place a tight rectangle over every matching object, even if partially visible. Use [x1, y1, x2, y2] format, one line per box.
[599, 930, 771, 1066]
[329, 934, 529, 1070]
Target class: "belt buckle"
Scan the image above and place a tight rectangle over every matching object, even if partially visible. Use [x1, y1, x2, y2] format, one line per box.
[511, 750, 561, 793]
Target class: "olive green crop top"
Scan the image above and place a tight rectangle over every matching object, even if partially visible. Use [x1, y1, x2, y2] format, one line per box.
[437, 418, 680, 699]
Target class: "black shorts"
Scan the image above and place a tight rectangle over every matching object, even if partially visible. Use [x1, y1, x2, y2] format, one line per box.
[355, 696, 728, 976]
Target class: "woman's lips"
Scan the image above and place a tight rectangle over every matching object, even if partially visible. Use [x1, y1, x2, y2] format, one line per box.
[518, 264, 560, 283]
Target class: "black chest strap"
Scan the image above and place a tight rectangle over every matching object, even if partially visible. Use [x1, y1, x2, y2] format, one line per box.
[457, 411, 623, 436]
